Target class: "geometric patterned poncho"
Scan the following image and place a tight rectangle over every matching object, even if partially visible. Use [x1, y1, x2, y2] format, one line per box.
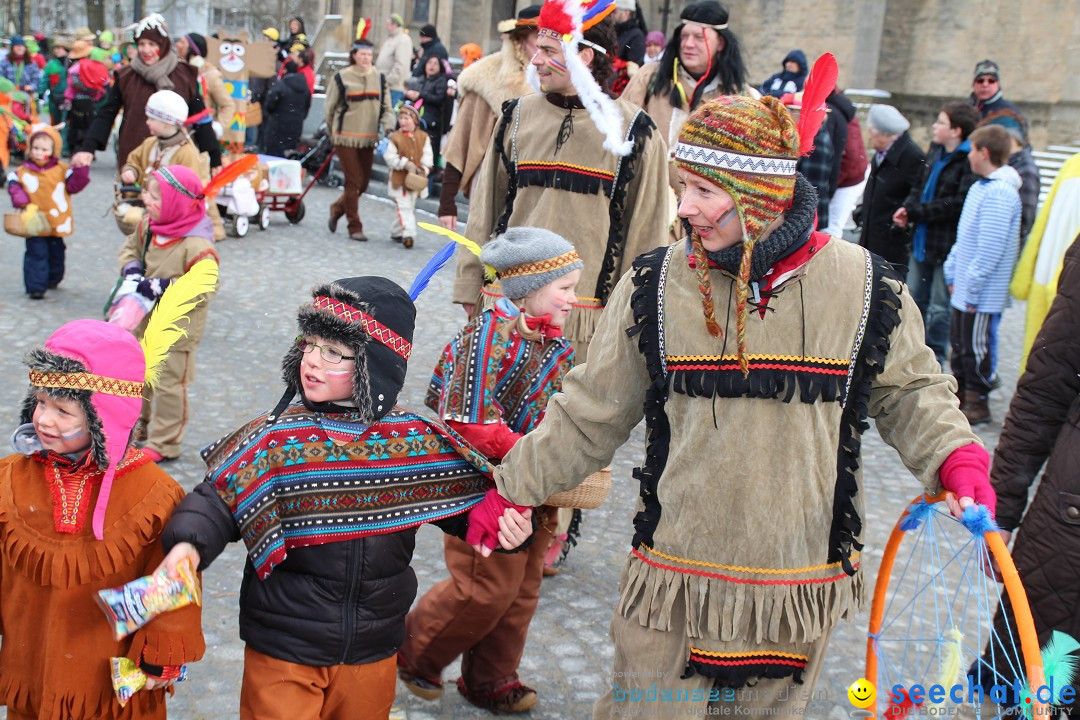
[426, 304, 575, 435]
[202, 403, 494, 579]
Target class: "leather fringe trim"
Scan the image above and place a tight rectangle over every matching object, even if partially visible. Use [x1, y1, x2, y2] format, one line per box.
[618, 554, 863, 645]
[594, 110, 656, 306]
[0, 458, 180, 588]
[670, 365, 847, 404]
[0, 670, 166, 719]
[828, 252, 904, 575]
[516, 162, 614, 196]
[493, 98, 521, 236]
[625, 247, 673, 550]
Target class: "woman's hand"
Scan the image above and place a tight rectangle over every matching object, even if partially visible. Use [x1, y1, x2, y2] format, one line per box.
[497, 507, 533, 551]
[71, 152, 94, 168]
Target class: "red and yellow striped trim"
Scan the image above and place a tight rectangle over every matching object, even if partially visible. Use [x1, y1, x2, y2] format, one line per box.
[633, 544, 859, 585]
[516, 160, 615, 182]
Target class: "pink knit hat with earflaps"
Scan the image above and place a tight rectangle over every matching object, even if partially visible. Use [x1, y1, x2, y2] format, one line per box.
[29, 320, 147, 540]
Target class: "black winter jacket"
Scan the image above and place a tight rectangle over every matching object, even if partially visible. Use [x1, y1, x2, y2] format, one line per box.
[615, 18, 646, 66]
[901, 142, 977, 264]
[856, 132, 925, 267]
[989, 234, 1080, 713]
[825, 91, 856, 193]
[263, 72, 312, 158]
[163, 476, 470, 666]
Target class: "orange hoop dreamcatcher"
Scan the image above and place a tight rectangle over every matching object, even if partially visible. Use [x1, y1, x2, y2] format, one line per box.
[866, 492, 1078, 720]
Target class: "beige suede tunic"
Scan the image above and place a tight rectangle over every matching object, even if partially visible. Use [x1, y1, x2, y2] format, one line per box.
[453, 93, 671, 358]
[496, 237, 977, 667]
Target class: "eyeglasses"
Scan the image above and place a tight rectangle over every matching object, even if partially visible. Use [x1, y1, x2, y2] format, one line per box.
[296, 336, 356, 364]
[974, 77, 998, 85]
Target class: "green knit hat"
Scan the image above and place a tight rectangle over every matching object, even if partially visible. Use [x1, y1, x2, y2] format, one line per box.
[673, 94, 799, 245]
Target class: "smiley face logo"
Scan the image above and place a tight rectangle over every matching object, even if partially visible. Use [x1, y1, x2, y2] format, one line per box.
[848, 678, 876, 709]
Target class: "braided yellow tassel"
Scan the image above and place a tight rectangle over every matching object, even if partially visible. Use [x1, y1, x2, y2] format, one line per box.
[734, 238, 755, 378]
[689, 231, 722, 339]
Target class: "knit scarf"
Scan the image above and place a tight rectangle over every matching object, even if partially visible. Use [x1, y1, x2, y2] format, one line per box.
[131, 51, 178, 90]
[703, 174, 818, 283]
[912, 141, 969, 262]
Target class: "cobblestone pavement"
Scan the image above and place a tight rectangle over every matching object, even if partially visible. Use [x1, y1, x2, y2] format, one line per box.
[0, 156, 1024, 720]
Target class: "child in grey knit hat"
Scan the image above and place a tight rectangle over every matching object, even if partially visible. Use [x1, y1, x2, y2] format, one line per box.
[480, 226, 584, 339]
[399, 226, 583, 713]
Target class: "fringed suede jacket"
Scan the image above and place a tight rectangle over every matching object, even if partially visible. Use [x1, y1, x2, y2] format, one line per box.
[494, 189, 977, 686]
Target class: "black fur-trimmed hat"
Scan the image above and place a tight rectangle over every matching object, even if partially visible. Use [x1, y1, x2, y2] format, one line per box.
[282, 277, 416, 422]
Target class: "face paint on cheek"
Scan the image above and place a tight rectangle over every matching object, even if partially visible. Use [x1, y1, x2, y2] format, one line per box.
[714, 208, 736, 229]
[548, 57, 568, 76]
[324, 369, 351, 376]
[59, 427, 87, 440]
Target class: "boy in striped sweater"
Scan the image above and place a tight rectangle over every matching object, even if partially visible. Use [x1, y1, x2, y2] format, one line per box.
[944, 124, 1022, 425]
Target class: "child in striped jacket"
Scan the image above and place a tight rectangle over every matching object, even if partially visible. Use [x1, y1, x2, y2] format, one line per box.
[944, 124, 1022, 425]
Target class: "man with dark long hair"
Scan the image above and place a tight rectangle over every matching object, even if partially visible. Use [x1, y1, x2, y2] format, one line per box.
[621, 0, 748, 186]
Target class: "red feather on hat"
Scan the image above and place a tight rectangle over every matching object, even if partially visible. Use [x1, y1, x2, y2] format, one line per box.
[796, 53, 838, 157]
[201, 154, 258, 201]
[538, 0, 576, 36]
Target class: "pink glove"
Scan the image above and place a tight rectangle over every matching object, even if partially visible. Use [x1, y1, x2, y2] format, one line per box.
[465, 488, 531, 552]
[939, 443, 997, 517]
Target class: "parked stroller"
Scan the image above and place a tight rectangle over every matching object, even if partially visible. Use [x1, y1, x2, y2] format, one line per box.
[288, 123, 342, 189]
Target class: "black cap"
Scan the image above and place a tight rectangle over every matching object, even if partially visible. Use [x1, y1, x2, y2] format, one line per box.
[680, 0, 730, 28]
[419, 24, 437, 39]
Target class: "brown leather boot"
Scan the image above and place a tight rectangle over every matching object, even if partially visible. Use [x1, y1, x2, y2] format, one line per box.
[961, 390, 991, 426]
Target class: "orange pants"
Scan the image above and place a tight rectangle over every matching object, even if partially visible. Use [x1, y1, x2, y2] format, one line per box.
[239, 646, 396, 720]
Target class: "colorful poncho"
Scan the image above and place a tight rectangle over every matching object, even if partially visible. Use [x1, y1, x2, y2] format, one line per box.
[427, 303, 575, 434]
[203, 403, 493, 579]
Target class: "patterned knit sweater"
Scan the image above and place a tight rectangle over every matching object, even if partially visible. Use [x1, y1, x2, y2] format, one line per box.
[495, 236, 977, 685]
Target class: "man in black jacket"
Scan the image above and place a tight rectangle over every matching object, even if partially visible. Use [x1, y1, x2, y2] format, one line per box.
[613, 0, 645, 66]
[893, 102, 980, 366]
[411, 24, 448, 77]
[856, 104, 925, 268]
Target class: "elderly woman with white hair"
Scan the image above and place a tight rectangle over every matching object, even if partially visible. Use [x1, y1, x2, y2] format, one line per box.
[855, 104, 926, 267]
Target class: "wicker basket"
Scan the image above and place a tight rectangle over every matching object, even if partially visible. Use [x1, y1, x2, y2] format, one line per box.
[544, 468, 612, 509]
[3, 212, 28, 237]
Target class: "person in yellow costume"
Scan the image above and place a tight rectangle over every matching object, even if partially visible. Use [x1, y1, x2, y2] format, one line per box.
[1010, 151, 1080, 370]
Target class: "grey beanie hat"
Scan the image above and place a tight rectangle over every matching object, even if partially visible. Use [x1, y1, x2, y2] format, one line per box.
[867, 104, 910, 135]
[481, 227, 583, 301]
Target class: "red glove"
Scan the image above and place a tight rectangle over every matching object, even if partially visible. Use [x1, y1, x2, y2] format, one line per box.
[447, 420, 523, 461]
[465, 488, 531, 552]
[939, 443, 997, 517]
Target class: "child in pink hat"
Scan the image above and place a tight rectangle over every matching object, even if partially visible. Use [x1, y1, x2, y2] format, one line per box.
[117, 164, 219, 463]
[0, 319, 206, 719]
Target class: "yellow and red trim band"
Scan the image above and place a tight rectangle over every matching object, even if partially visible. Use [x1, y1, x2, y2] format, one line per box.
[313, 296, 413, 361]
[29, 370, 145, 398]
[500, 250, 582, 280]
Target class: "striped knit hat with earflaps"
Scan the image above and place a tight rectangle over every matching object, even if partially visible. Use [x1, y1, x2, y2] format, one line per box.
[673, 94, 800, 375]
[669, 55, 838, 377]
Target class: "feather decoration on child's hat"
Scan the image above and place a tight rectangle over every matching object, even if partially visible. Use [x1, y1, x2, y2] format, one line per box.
[418, 222, 497, 280]
[796, 53, 838, 157]
[200, 154, 258, 202]
[408, 240, 458, 301]
[356, 17, 371, 41]
[140, 258, 219, 387]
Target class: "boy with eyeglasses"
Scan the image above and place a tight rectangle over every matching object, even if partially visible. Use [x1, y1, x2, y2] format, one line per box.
[157, 276, 533, 719]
